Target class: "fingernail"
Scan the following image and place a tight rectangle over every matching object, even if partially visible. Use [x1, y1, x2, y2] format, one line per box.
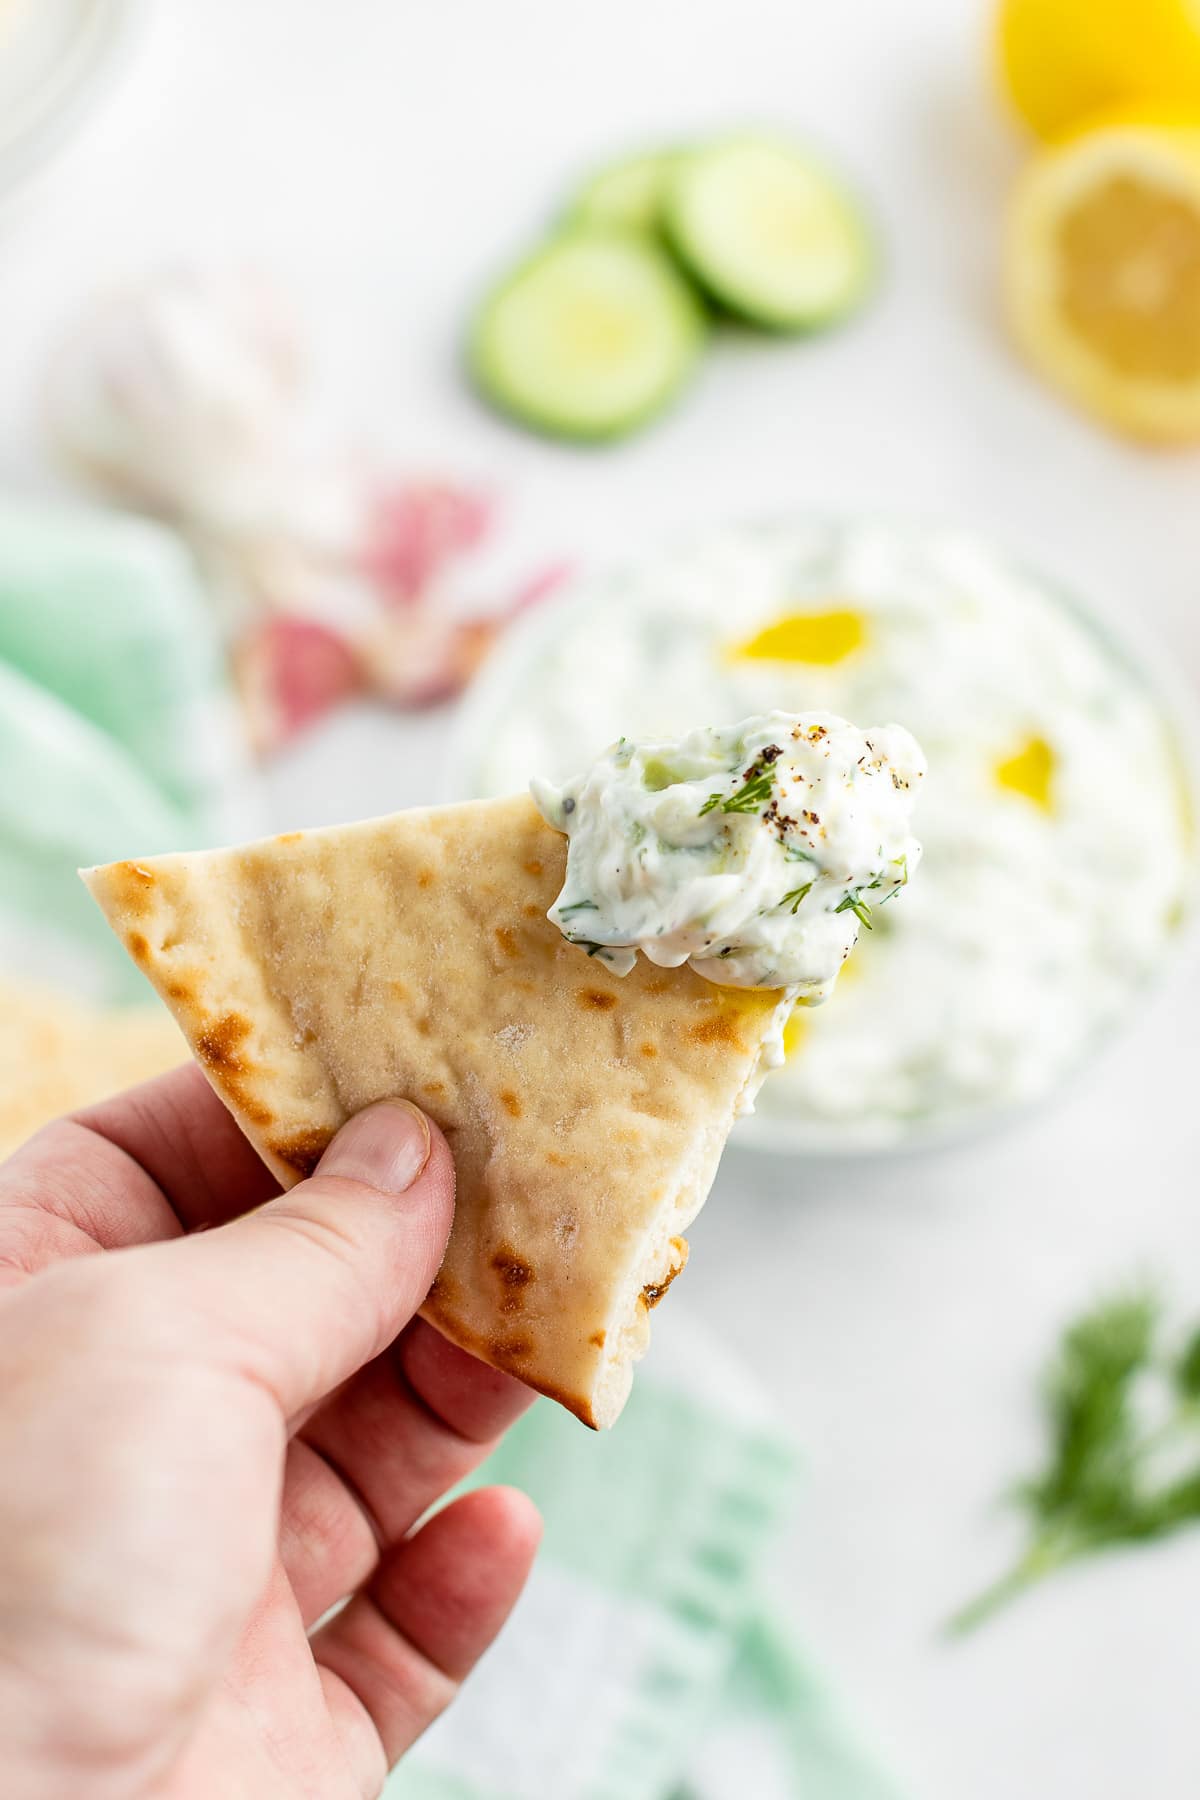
[318, 1100, 431, 1194]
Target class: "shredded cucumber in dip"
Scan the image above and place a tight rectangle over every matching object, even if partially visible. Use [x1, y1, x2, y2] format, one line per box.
[531, 712, 925, 1008]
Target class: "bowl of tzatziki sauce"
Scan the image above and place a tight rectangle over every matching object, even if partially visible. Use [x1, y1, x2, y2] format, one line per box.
[451, 517, 1199, 1154]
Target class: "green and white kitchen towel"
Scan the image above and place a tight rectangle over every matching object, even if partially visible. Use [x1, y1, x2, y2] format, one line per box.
[0, 498, 253, 997]
[391, 1313, 903, 1800]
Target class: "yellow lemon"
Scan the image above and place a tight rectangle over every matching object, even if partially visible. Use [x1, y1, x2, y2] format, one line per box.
[997, 0, 1200, 140]
[1006, 115, 1200, 442]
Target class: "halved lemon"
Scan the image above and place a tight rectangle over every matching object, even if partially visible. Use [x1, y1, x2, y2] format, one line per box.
[996, 0, 1200, 141]
[1006, 116, 1200, 442]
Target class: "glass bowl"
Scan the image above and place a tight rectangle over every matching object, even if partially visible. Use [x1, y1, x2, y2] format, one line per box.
[450, 516, 1200, 1156]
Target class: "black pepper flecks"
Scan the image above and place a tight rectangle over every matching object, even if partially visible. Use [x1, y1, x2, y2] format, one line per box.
[762, 796, 800, 844]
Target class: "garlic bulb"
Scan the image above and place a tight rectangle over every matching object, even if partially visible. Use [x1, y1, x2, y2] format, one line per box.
[44, 267, 567, 754]
[45, 268, 312, 538]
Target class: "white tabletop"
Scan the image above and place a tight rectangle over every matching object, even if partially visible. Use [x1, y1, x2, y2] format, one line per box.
[4, 3, 1200, 1795]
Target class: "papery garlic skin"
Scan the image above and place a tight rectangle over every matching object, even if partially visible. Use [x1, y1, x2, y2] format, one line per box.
[45, 269, 312, 537]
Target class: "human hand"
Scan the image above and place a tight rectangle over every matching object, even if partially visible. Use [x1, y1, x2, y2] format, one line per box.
[0, 1065, 540, 1799]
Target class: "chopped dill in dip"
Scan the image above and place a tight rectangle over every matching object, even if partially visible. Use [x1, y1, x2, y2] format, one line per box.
[531, 711, 925, 1006]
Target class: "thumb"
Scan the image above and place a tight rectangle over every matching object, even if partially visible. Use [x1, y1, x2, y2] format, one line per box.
[164, 1100, 455, 1420]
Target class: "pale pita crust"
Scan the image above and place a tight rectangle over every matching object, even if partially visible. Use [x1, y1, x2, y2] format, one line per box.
[82, 794, 786, 1426]
[0, 979, 185, 1160]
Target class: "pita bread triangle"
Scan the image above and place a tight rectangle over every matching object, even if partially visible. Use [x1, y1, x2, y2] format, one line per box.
[83, 793, 789, 1427]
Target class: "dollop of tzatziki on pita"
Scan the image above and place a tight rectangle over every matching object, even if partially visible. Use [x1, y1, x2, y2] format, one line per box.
[532, 712, 925, 1008]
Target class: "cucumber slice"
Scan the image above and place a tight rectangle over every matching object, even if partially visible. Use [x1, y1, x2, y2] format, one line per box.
[567, 147, 684, 233]
[664, 135, 874, 331]
[469, 231, 706, 442]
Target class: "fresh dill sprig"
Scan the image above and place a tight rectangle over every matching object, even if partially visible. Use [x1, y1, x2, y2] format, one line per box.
[699, 747, 780, 817]
[558, 899, 599, 919]
[779, 883, 814, 914]
[834, 889, 874, 930]
[948, 1288, 1200, 1634]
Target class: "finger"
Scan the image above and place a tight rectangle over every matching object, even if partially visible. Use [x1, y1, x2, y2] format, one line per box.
[279, 1438, 379, 1628]
[154, 1100, 455, 1420]
[402, 1318, 538, 1446]
[72, 1062, 281, 1229]
[302, 1322, 535, 1545]
[0, 1114, 176, 1287]
[314, 1487, 540, 1775]
[284, 1322, 534, 1626]
[0, 1063, 280, 1285]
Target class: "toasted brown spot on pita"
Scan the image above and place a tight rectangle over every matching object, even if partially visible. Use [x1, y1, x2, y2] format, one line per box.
[494, 926, 519, 958]
[269, 1128, 334, 1179]
[193, 1016, 274, 1127]
[499, 1088, 522, 1118]
[688, 1010, 745, 1051]
[646, 976, 670, 995]
[417, 1017, 432, 1036]
[422, 1079, 446, 1098]
[522, 903, 542, 919]
[590, 1329, 606, 1349]
[276, 832, 303, 844]
[195, 1013, 251, 1072]
[546, 1151, 569, 1167]
[531, 1376, 598, 1427]
[489, 1334, 534, 1365]
[126, 931, 150, 965]
[165, 979, 193, 1004]
[417, 868, 435, 889]
[579, 988, 617, 1011]
[642, 1270, 679, 1309]
[639, 1041, 658, 1058]
[387, 979, 409, 1001]
[641, 1235, 688, 1309]
[110, 861, 156, 914]
[492, 1245, 534, 1289]
[524, 859, 543, 876]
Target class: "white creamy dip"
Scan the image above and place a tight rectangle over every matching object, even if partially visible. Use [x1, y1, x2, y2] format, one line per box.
[532, 712, 923, 1000]
[470, 521, 1194, 1143]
